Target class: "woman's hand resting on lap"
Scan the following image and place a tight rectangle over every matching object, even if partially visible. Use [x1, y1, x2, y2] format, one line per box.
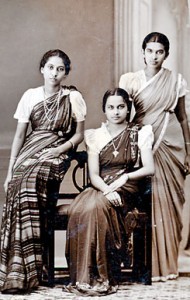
[105, 191, 123, 207]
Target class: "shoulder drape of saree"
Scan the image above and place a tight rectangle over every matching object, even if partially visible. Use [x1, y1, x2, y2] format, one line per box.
[14, 92, 72, 170]
[133, 69, 180, 146]
[152, 73, 182, 153]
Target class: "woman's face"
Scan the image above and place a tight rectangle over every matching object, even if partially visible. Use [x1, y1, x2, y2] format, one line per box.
[105, 95, 128, 125]
[143, 42, 166, 68]
[41, 56, 66, 86]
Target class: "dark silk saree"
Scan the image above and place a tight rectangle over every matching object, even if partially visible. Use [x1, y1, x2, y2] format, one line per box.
[65, 125, 140, 296]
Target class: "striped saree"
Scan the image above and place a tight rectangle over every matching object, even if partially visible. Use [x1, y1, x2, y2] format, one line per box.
[0, 89, 75, 291]
[133, 68, 186, 280]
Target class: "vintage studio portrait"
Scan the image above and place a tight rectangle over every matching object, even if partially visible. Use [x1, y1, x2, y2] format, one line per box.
[0, 0, 190, 299]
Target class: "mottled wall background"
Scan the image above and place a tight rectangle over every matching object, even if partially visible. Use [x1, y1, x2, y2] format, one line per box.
[0, 0, 114, 147]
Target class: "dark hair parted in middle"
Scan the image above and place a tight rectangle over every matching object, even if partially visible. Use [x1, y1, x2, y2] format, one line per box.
[39, 49, 71, 75]
[142, 32, 170, 58]
[102, 88, 132, 122]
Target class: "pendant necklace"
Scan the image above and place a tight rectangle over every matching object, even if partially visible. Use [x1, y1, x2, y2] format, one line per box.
[109, 126, 127, 158]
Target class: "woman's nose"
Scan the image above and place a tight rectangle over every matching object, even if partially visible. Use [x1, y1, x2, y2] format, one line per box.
[52, 69, 58, 77]
[152, 52, 157, 60]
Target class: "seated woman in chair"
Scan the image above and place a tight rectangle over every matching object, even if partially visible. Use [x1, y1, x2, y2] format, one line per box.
[64, 88, 154, 296]
[0, 49, 86, 294]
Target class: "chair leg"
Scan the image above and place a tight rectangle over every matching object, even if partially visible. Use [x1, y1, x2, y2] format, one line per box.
[46, 180, 60, 287]
[145, 200, 152, 285]
[47, 218, 55, 287]
[132, 213, 151, 285]
[132, 218, 146, 283]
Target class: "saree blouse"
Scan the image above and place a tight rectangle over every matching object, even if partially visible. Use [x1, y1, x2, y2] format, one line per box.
[85, 122, 154, 155]
[14, 86, 86, 123]
[119, 68, 188, 100]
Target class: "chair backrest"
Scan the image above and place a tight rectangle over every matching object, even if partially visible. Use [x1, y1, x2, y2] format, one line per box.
[59, 150, 88, 200]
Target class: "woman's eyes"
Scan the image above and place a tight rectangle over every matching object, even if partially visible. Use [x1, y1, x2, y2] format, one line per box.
[47, 65, 65, 72]
[146, 49, 164, 55]
[107, 105, 125, 110]
[58, 67, 65, 72]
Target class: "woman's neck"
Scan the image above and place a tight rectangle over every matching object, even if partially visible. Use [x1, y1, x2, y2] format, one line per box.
[144, 66, 161, 79]
[106, 122, 128, 137]
[43, 85, 61, 98]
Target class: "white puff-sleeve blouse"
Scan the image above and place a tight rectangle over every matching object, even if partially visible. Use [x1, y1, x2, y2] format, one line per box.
[14, 86, 87, 123]
[119, 68, 188, 98]
[85, 123, 154, 155]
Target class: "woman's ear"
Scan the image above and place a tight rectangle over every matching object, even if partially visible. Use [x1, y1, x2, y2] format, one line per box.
[40, 67, 44, 74]
[164, 52, 169, 60]
[141, 49, 146, 64]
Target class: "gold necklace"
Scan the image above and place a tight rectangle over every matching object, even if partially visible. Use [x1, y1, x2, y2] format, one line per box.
[111, 130, 126, 157]
[107, 125, 127, 158]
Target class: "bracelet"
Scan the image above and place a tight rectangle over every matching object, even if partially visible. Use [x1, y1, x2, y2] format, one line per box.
[185, 142, 190, 144]
[68, 140, 75, 149]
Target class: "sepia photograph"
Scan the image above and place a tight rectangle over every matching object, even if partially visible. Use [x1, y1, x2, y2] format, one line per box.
[0, 0, 190, 299]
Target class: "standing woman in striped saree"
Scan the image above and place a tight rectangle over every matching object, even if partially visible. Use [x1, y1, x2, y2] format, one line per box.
[0, 49, 86, 294]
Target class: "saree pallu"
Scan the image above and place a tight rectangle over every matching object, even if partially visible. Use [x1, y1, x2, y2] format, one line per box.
[0, 90, 74, 291]
[65, 125, 139, 296]
[133, 69, 186, 280]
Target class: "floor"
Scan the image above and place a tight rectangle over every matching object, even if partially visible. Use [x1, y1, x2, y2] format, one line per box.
[0, 149, 190, 299]
[0, 277, 190, 300]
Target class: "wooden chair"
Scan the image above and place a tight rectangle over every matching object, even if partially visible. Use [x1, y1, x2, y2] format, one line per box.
[44, 150, 88, 287]
[44, 151, 152, 287]
[122, 177, 152, 285]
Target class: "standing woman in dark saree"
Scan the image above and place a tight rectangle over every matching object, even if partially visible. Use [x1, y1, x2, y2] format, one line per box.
[119, 32, 190, 282]
[64, 88, 154, 296]
[0, 49, 86, 294]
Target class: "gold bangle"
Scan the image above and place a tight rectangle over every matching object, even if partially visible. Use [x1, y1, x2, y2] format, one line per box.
[68, 140, 74, 149]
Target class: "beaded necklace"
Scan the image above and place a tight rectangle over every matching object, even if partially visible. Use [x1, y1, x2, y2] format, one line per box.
[43, 88, 62, 125]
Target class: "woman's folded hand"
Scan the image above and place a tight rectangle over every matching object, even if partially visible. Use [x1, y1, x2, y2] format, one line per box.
[103, 174, 129, 195]
[105, 191, 123, 207]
